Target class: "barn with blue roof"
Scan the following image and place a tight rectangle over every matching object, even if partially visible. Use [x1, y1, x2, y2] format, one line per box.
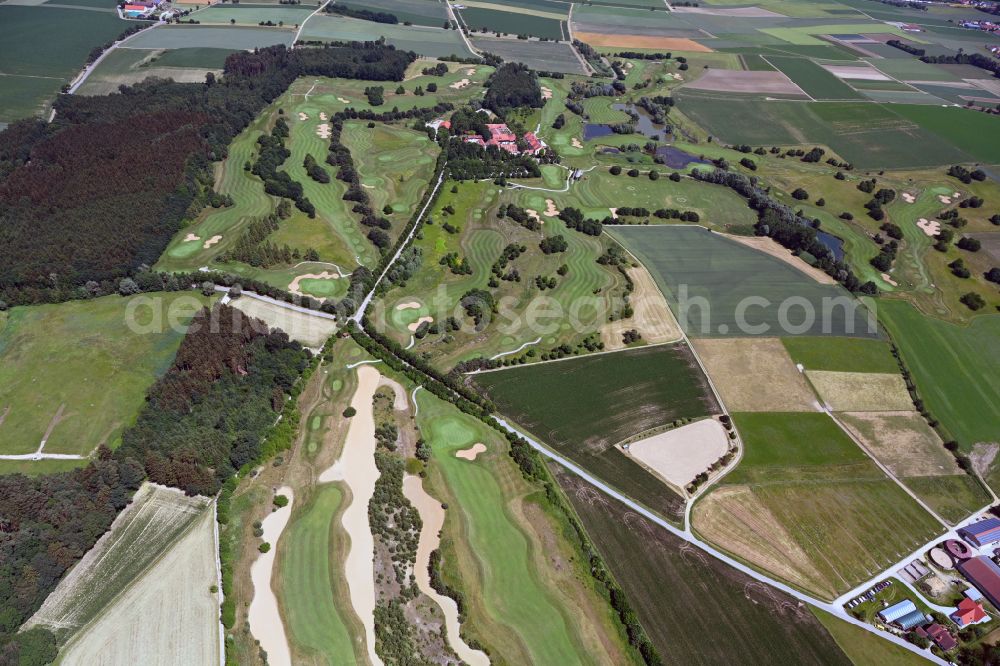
[878, 599, 927, 630]
[960, 517, 1000, 548]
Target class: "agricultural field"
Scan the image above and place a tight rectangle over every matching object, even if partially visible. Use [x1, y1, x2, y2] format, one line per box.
[552, 464, 856, 666]
[471, 344, 719, 521]
[0, 4, 131, 122]
[335, 0, 449, 27]
[765, 56, 863, 100]
[77, 47, 224, 96]
[28, 484, 215, 648]
[417, 390, 635, 664]
[122, 25, 294, 50]
[469, 36, 586, 74]
[188, 4, 316, 26]
[610, 225, 879, 338]
[300, 14, 473, 58]
[812, 608, 926, 666]
[0, 293, 206, 463]
[781, 336, 899, 374]
[878, 301, 1000, 453]
[693, 412, 944, 600]
[458, 6, 565, 40]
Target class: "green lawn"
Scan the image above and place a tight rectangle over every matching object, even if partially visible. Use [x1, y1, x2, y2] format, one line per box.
[877, 300, 1000, 452]
[781, 336, 899, 373]
[811, 608, 926, 666]
[277, 483, 359, 664]
[0, 292, 206, 460]
[472, 344, 718, 521]
[417, 391, 606, 664]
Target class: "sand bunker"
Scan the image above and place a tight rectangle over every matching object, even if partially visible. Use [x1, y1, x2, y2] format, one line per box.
[377, 375, 408, 412]
[455, 443, 486, 461]
[336, 365, 384, 666]
[723, 233, 836, 284]
[297, 112, 308, 121]
[953, 191, 961, 198]
[407, 316, 433, 333]
[541, 86, 553, 100]
[608, 207, 618, 219]
[881, 272, 898, 287]
[938, 195, 952, 204]
[202, 235, 222, 249]
[248, 487, 294, 666]
[571, 137, 583, 149]
[625, 419, 729, 489]
[526, 209, 543, 225]
[450, 78, 470, 89]
[901, 192, 915, 203]
[402, 475, 489, 666]
[917, 218, 941, 236]
[544, 199, 559, 217]
[337, 97, 350, 104]
[396, 301, 421, 311]
[316, 123, 331, 139]
[465, 68, 476, 76]
[183, 233, 201, 242]
[288, 271, 341, 299]
[319, 112, 327, 121]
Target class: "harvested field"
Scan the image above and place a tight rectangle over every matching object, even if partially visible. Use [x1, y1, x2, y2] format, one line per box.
[685, 69, 806, 96]
[838, 411, 958, 478]
[574, 32, 712, 52]
[672, 5, 783, 17]
[691, 338, 817, 412]
[721, 234, 836, 284]
[822, 64, 890, 81]
[42, 485, 218, 664]
[28, 484, 213, 641]
[552, 465, 854, 665]
[472, 344, 719, 521]
[626, 418, 729, 489]
[228, 296, 337, 348]
[807, 370, 913, 412]
[600, 265, 682, 350]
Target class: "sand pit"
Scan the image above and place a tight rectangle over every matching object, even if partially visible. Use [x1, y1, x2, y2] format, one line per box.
[901, 192, 915, 203]
[402, 475, 489, 666]
[450, 78, 471, 89]
[377, 375, 408, 412]
[692, 337, 817, 412]
[297, 112, 308, 121]
[938, 195, 952, 204]
[202, 235, 222, 249]
[723, 233, 836, 284]
[249, 486, 294, 666]
[183, 233, 201, 242]
[396, 301, 421, 311]
[574, 32, 713, 52]
[288, 271, 342, 298]
[526, 209, 543, 225]
[571, 137, 583, 149]
[319, 112, 327, 121]
[953, 191, 961, 198]
[337, 365, 384, 666]
[316, 123, 331, 139]
[608, 207, 618, 219]
[465, 68, 476, 76]
[625, 418, 728, 489]
[338, 97, 350, 104]
[601, 265, 682, 350]
[407, 316, 433, 333]
[455, 443, 486, 461]
[881, 273, 898, 287]
[541, 86, 553, 100]
[807, 370, 913, 412]
[543, 199, 559, 217]
[917, 218, 941, 236]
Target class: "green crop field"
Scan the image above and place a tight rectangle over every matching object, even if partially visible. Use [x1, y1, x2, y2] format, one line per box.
[300, 15, 473, 58]
[123, 25, 294, 49]
[154, 47, 238, 68]
[781, 337, 899, 373]
[337, 0, 449, 27]
[765, 56, 863, 100]
[610, 225, 880, 338]
[878, 301, 1000, 452]
[0, 293, 207, 462]
[471, 345, 719, 521]
[902, 475, 989, 526]
[77, 47, 224, 96]
[695, 411, 944, 599]
[553, 465, 855, 666]
[188, 4, 316, 26]
[417, 391, 621, 664]
[458, 6, 564, 40]
[277, 483, 359, 664]
[469, 37, 585, 74]
[674, 93, 974, 169]
[887, 105, 1000, 165]
[0, 5, 132, 122]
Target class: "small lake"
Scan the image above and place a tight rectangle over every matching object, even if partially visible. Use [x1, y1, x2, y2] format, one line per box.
[611, 103, 665, 139]
[816, 230, 845, 261]
[655, 145, 710, 169]
[583, 123, 615, 140]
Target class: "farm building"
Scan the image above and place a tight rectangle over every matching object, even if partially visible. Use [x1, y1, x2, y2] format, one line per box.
[925, 623, 958, 651]
[960, 517, 1000, 547]
[951, 597, 988, 627]
[957, 556, 1000, 609]
[946, 538, 975, 560]
[878, 599, 927, 630]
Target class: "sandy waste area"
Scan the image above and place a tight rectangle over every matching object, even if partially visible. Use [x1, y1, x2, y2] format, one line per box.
[396, 301, 421, 310]
[917, 218, 941, 236]
[571, 137, 583, 148]
[625, 419, 729, 489]
[316, 123, 331, 139]
[407, 316, 433, 332]
[203, 235, 222, 249]
[249, 487, 294, 666]
[450, 78, 470, 89]
[543, 199, 559, 216]
[541, 86, 553, 99]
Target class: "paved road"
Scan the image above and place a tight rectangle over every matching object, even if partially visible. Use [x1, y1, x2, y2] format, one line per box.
[65, 23, 158, 96]
[493, 416, 948, 665]
[214, 286, 338, 320]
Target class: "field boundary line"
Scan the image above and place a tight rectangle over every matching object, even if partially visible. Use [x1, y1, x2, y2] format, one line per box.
[293, 0, 330, 46]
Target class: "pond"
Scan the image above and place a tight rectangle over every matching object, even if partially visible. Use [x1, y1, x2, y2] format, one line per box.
[583, 123, 615, 140]
[654, 145, 711, 169]
[816, 230, 845, 261]
[611, 103, 665, 140]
